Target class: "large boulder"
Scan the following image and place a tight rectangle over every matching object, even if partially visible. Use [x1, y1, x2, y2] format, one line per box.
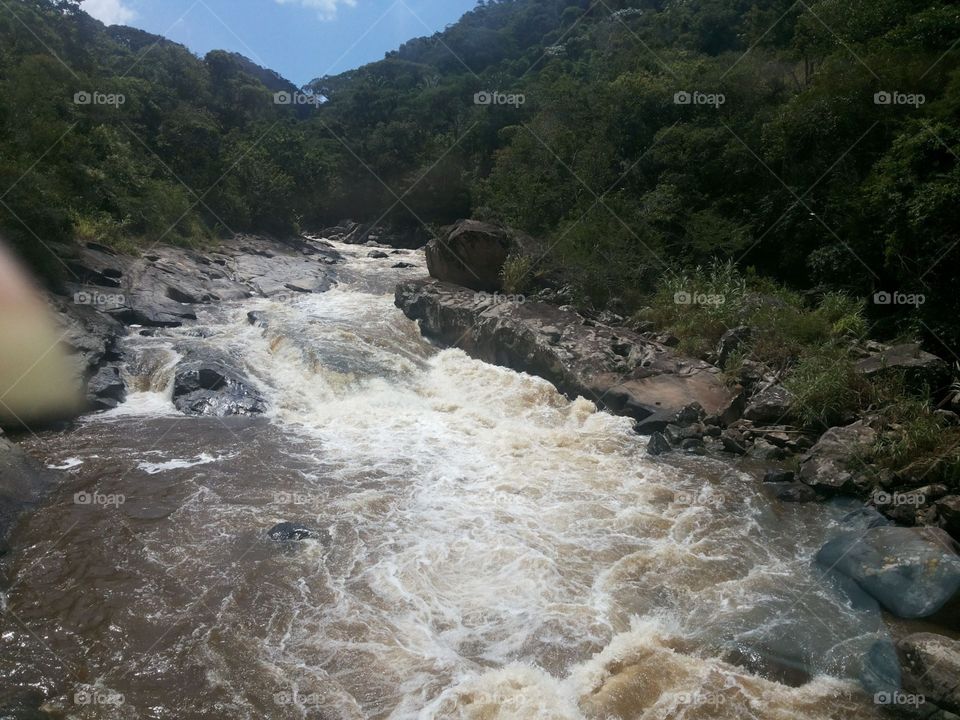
[855, 343, 948, 387]
[172, 350, 266, 417]
[425, 220, 519, 292]
[816, 526, 960, 618]
[798, 421, 876, 494]
[395, 279, 737, 431]
[897, 633, 960, 714]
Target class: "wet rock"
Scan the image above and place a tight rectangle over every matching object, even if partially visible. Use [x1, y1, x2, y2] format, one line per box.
[716, 326, 752, 369]
[395, 279, 736, 433]
[898, 633, 960, 714]
[172, 351, 266, 417]
[816, 526, 960, 618]
[665, 423, 704, 445]
[720, 431, 748, 455]
[246, 311, 268, 327]
[798, 421, 876, 494]
[268, 522, 321, 542]
[680, 437, 706, 454]
[0, 436, 58, 545]
[859, 639, 903, 708]
[764, 469, 795, 484]
[392, 262, 416, 269]
[646, 432, 672, 456]
[334, 222, 428, 249]
[743, 384, 794, 424]
[367, 250, 389, 259]
[769, 482, 818, 503]
[86, 364, 126, 410]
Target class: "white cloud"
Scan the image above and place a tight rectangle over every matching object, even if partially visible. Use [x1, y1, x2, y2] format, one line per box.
[274, 0, 357, 21]
[83, 0, 137, 26]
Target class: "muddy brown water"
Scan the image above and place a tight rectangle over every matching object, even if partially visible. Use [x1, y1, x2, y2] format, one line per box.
[0, 244, 896, 719]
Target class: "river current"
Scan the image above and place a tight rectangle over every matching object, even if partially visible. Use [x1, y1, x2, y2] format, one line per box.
[0, 242, 889, 719]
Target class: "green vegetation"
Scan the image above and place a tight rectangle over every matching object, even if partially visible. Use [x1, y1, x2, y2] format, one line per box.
[2, 0, 959, 353]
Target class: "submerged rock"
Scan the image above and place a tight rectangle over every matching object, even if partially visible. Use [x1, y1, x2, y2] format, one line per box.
[816, 526, 960, 618]
[268, 522, 322, 542]
[0, 436, 58, 546]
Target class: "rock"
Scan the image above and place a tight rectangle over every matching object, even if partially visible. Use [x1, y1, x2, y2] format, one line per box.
[367, 250, 389, 259]
[0, 437, 58, 546]
[816, 526, 960, 618]
[338, 222, 428, 249]
[798, 421, 876, 494]
[172, 350, 266, 417]
[675, 401, 705, 425]
[646, 432, 672, 456]
[769, 482, 818, 502]
[392, 262, 416, 269]
[395, 279, 737, 432]
[743, 384, 794, 424]
[86, 364, 126, 410]
[680, 437, 706, 454]
[764, 469, 795, 483]
[268, 522, 322, 542]
[246, 311, 268, 327]
[424, 220, 519, 292]
[736, 359, 770, 391]
[898, 633, 960, 714]
[749, 438, 785, 461]
[859, 639, 903, 708]
[665, 423, 704, 445]
[855, 343, 948, 385]
[721, 432, 748, 455]
[937, 496, 960, 540]
[716, 326, 753, 368]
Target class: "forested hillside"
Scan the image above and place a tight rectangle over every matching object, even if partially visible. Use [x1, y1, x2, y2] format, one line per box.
[2, 0, 960, 347]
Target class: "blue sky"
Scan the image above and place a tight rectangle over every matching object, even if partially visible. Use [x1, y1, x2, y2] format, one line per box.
[81, 0, 479, 85]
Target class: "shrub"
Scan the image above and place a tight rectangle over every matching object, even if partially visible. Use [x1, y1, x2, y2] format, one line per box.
[783, 345, 866, 428]
[500, 253, 533, 294]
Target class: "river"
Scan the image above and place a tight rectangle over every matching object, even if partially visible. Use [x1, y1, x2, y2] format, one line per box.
[0, 242, 888, 719]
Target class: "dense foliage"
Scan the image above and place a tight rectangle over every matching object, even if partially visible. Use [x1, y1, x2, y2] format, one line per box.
[2, 0, 959, 349]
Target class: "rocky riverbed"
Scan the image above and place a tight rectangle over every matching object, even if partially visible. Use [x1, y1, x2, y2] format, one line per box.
[1, 223, 959, 718]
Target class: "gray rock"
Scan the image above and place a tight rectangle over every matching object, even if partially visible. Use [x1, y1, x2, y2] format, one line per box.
[816, 526, 960, 618]
[769, 482, 818, 503]
[764, 469, 796, 484]
[856, 342, 947, 383]
[743, 384, 794, 424]
[367, 250, 389, 259]
[721, 432, 748, 455]
[268, 522, 322, 542]
[898, 633, 960, 714]
[172, 350, 266, 417]
[675, 401, 706, 425]
[86, 364, 126, 410]
[646, 432, 672, 456]
[938, 496, 960, 540]
[798, 421, 876, 494]
[395, 279, 737, 432]
[749, 438, 785, 461]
